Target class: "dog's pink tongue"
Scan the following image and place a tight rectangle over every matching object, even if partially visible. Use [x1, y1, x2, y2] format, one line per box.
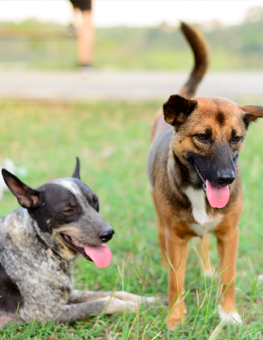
[206, 180, 229, 208]
[83, 244, 112, 268]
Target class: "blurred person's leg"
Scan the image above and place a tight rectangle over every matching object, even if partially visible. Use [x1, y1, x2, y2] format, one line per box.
[69, 0, 94, 68]
[78, 9, 94, 67]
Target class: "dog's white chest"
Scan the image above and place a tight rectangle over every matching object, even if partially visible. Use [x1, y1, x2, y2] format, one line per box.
[185, 187, 223, 237]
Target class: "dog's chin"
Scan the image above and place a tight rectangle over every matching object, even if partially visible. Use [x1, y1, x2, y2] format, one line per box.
[60, 233, 93, 262]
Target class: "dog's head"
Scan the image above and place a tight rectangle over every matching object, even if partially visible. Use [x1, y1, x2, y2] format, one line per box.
[2, 158, 114, 268]
[163, 95, 263, 208]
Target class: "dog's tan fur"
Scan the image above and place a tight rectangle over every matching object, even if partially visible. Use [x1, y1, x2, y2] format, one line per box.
[147, 22, 263, 329]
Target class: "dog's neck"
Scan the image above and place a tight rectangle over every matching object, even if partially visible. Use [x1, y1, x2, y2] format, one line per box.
[28, 212, 79, 262]
[167, 151, 183, 193]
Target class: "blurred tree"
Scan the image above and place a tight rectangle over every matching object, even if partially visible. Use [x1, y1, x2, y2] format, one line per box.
[245, 6, 263, 22]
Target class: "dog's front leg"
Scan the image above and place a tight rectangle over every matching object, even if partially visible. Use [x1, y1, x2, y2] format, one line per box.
[215, 226, 242, 324]
[69, 290, 156, 305]
[199, 234, 213, 276]
[166, 229, 189, 330]
[68, 290, 106, 303]
[59, 296, 136, 323]
[151, 191, 167, 265]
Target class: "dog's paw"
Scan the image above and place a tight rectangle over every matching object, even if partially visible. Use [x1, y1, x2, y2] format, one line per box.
[142, 296, 158, 305]
[166, 306, 185, 330]
[218, 305, 242, 325]
[167, 318, 181, 330]
[103, 297, 136, 314]
[114, 291, 162, 306]
[135, 294, 167, 307]
[203, 269, 214, 277]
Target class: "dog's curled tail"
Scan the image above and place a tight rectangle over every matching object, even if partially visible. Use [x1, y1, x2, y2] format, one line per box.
[179, 22, 210, 98]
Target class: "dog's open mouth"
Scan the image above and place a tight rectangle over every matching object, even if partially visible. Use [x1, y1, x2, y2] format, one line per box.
[193, 162, 230, 209]
[193, 162, 207, 192]
[61, 234, 112, 268]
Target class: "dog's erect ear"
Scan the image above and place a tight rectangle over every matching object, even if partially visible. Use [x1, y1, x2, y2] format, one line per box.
[72, 157, 81, 179]
[163, 94, 197, 128]
[238, 104, 263, 129]
[2, 169, 41, 209]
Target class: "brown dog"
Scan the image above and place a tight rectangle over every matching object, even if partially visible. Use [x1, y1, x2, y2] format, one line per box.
[147, 22, 263, 329]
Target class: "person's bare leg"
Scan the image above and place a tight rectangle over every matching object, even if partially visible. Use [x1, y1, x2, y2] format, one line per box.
[69, 5, 82, 34]
[77, 10, 94, 66]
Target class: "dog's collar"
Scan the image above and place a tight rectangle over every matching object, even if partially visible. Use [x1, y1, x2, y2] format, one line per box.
[31, 219, 78, 262]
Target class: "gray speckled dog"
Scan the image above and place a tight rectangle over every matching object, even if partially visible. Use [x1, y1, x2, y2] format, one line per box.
[0, 158, 154, 329]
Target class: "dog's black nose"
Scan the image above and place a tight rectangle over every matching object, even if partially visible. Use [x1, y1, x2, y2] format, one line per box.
[217, 170, 235, 186]
[99, 229, 115, 243]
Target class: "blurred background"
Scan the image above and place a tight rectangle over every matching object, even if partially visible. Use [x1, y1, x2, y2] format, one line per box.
[0, 1, 263, 71]
[1, 1, 263, 338]
[1, 1, 263, 101]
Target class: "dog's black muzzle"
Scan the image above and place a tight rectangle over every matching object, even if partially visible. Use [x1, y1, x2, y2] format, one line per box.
[187, 147, 236, 189]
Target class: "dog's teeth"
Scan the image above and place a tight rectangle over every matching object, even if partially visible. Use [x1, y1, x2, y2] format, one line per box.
[72, 239, 82, 247]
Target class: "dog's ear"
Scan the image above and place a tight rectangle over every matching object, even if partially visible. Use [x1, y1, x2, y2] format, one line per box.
[238, 104, 263, 129]
[72, 157, 81, 179]
[163, 94, 197, 128]
[2, 169, 41, 209]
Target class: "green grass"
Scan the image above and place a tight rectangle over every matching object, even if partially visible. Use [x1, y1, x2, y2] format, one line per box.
[0, 99, 262, 339]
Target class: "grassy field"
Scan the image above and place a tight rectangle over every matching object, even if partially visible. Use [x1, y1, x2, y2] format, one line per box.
[0, 99, 262, 339]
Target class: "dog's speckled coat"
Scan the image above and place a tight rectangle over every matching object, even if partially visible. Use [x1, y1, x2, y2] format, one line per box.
[0, 161, 156, 329]
[0, 208, 74, 323]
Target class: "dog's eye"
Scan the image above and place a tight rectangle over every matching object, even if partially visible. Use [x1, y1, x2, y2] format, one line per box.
[232, 136, 241, 143]
[196, 134, 207, 141]
[64, 209, 73, 214]
[92, 197, 99, 212]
